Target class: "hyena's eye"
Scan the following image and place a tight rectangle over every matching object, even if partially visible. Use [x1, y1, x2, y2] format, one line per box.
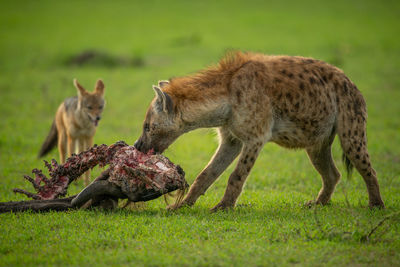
[99, 105, 103, 110]
[87, 106, 93, 110]
[144, 123, 150, 132]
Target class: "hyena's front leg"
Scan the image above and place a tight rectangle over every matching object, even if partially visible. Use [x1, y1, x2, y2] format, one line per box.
[210, 141, 264, 212]
[172, 128, 242, 209]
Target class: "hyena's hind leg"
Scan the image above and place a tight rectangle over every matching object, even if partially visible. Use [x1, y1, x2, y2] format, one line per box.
[337, 92, 384, 208]
[306, 136, 341, 206]
[339, 132, 384, 208]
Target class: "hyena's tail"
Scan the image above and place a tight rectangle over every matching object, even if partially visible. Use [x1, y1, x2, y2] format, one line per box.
[341, 153, 353, 179]
[336, 80, 367, 180]
[335, 80, 384, 207]
[38, 120, 58, 158]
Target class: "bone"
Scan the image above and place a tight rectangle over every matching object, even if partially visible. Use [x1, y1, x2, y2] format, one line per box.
[71, 180, 125, 208]
[0, 196, 76, 213]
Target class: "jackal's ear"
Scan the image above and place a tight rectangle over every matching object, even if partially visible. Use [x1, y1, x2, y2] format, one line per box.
[95, 79, 105, 96]
[153, 85, 173, 113]
[73, 79, 88, 98]
[158, 80, 169, 88]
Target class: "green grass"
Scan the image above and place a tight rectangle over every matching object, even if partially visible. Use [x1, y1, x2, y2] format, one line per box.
[1, 0, 400, 266]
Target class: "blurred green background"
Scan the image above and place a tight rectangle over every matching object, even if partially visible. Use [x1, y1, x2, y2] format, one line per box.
[0, 0, 399, 266]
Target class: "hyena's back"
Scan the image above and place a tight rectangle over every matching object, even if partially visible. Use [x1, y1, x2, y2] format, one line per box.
[229, 54, 365, 150]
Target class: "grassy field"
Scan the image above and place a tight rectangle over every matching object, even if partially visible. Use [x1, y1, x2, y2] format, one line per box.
[1, 0, 399, 266]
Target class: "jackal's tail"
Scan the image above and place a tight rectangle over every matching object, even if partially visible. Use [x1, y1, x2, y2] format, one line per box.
[38, 120, 58, 158]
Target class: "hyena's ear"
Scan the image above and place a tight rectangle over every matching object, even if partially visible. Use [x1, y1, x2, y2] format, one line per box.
[153, 85, 173, 114]
[158, 80, 169, 88]
[94, 79, 105, 96]
[73, 79, 88, 98]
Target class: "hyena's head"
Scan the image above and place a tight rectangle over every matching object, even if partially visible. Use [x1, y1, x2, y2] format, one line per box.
[74, 79, 105, 127]
[135, 81, 183, 153]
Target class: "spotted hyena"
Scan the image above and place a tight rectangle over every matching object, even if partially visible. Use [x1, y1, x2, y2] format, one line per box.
[135, 52, 384, 211]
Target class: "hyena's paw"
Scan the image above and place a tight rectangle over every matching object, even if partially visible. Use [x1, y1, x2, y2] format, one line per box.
[369, 200, 385, 209]
[166, 200, 193, 211]
[210, 201, 234, 213]
[303, 199, 327, 208]
[304, 200, 318, 208]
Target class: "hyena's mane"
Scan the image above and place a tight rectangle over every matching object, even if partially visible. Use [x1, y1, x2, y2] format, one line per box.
[164, 51, 252, 104]
[193, 51, 252, 86]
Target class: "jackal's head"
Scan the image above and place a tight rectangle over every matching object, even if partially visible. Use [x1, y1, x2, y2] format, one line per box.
[74, 79, 106, 127]
[135, 81, 184, 153]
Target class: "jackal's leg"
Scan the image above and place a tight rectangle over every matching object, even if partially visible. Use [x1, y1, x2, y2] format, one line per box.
[67, 135, 76, 157]
[78, 138, 85, 153]
[77, 137, 91, 186]
[173, 128, 242, 209]
[58, 131, 67, 164]
[306, 143, 341, 206]
[210, 140, 264, 212]
[85, 136, 93, 149]
[85, 136, 94, 185]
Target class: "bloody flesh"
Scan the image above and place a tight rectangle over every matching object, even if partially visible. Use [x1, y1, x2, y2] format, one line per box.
[14, 141, 187, 201]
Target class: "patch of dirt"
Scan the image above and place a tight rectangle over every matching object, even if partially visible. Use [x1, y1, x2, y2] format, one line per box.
[170, 33, 202, 47]
[64, 50, 145, 68]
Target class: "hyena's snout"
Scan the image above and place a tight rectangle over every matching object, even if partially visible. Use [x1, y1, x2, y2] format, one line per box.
[134, 139, 146, 152]
[134, 136, 166, 154]
[134, 137, 154, 153]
